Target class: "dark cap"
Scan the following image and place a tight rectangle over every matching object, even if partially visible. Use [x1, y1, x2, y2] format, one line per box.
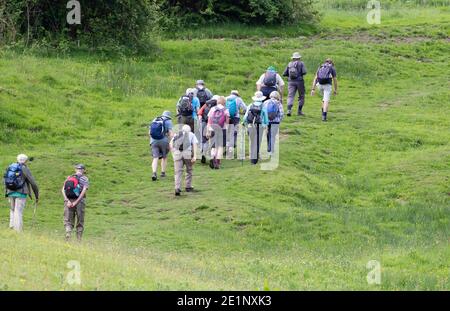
[75, 164, 86, 170]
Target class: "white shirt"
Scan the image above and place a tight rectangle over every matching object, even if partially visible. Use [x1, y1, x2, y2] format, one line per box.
[256, 73, 285, 88]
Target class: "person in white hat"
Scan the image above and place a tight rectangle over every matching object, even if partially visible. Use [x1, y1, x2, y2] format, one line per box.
[4, 154, 39, 232]
[243, 91, 269, 165]
[283, 52, 307, 116]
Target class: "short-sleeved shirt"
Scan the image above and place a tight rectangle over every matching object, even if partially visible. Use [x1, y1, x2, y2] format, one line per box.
[317, 65, 337, 85]
[207, 104, 230, 129]
[256, 72, 285, 88]
[78, 174, 89, 190]
[171, 132, 199, 160]
[150, 118, 173, 144]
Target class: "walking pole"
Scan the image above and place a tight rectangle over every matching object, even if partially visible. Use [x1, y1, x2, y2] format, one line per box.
[32, 200, 37, 228]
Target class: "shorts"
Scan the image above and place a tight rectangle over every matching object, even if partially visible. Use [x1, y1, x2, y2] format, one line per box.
[316, 83, 332, 102]
[151, 140, 170, 159]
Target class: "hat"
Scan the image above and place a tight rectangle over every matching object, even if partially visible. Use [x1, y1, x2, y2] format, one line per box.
[267, 66, 276, 72]
[230, 90, 240, 96]
[291, 52, 301, 59]
[252, 91, 266, 102]
[196, 80, 205, 85]
[75, 164, 86, 170]
[269, 91, 281, 100]
[212, 95, 220, 100]
[162, 111, 172, 119]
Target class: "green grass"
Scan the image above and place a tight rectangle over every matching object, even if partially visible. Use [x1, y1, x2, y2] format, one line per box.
[0, 3, 449, 290]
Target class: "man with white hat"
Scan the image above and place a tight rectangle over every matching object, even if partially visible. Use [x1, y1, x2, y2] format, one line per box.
[243, 91, 269, 165]
[4, 154, 39, 232]
[283, 52, 307, 116]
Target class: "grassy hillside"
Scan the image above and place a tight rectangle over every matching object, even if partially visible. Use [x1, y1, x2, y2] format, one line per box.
[0, 3, 449, 290]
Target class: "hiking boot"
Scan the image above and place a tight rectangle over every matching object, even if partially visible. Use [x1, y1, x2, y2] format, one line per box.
[201, 155, 206, 164]
[152, 173, 157, 181]
[175, 189, 181, 196]
[160, 172, 166, 178]
[287, 110, 292, 117]
[185, 187, 194, 192]
[76, 232, 83, 242]
[214, 159, 220, 169]
[322, 115, 327, 122]
[65, 232, 71, 241]
[209, 159, 215, 169]
[298, 111, 305, 116]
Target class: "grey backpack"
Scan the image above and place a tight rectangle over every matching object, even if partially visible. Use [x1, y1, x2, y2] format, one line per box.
[288, 61, 300, 79]
[263, 71, 277, 87]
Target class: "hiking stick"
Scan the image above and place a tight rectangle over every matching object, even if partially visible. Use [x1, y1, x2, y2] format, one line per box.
[32, 201, 37, 228]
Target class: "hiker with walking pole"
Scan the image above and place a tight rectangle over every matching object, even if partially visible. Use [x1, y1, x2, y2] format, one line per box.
[3, 154, 39, 232]
[243, 91, 269, 165]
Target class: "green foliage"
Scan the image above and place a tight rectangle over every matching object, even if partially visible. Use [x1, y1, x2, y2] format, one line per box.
[158, 0, 318, 28]
[0, 0, 159, 53]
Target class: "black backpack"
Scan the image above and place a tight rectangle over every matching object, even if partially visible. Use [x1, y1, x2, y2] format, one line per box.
[263, 71, 277, 87]
[246, 104, 263, 124]
[196, 88, 209, 105]
[172, 132, 190, 152]
[202, 99, 217, 123]
[4, 163, 25, 191]
[179, 96, 194, 116]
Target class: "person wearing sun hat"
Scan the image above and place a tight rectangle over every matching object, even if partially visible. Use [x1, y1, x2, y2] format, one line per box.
[283, 52, 307, 116]
[243, 91, 269, 165]
[256, 66, 285, 102]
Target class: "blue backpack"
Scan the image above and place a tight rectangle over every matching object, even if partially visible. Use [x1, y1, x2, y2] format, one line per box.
[266, 100, 280, 121]
[150, 117, 168, 140]
[226, 97, 238, 117]
[4, 163, 25, 191]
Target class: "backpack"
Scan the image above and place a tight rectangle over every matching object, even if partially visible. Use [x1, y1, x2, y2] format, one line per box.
[266, 100, 280, 122]
[263, 71, 277, 87]
[150, 117, 168, 140]
[179, 96, 193, 116]
[246, 104, 263, 124]
[4, 163, 25, 191]
[202, 99, 217, 123]
[226, 97, 238, 117]
[317, 63, 332, 84]
[196, 88, 209, 105]
[172, 132, 190, 152]
[64, 175, 82, 200]
[210, 107, 226, 128]
[288, 61, 300, 80]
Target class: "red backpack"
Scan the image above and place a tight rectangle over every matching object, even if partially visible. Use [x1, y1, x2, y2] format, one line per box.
[210, 108, 226, 128]
[64, 175, 82, 200]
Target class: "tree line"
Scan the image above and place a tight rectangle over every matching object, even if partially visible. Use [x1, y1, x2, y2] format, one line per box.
[0, 0, 318, 52]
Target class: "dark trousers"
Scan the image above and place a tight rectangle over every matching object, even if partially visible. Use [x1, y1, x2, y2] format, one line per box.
[178, 115, 194, 132]
[261, 86, 277, 101]
[248, 124, 264, 164]
[287, 80, 305, 113]
[267, 123, 279, 153]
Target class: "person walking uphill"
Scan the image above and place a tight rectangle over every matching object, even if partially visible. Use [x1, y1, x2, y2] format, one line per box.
[225, 90, 247, 158]
[4, 154, 39, 232]
[198, 95, 219, 164]
[264, 91, 284, 155]
[149, 110, 174, 181]
[206, 96, 230, 169]
[177, 88, 200, 132]
[62, 164, 89, 242]
[170, 124, 199, 196]
[256, 66, 285, 101]
[195, 80, 213, 108]
[243, 91, 269, 165]
[283, 52, 307, 116]
[311, 58, 338, 122]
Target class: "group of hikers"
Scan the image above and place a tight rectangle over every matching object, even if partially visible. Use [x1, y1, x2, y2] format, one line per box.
[149, 53, 338, 196]
[3, 52, 338, 240]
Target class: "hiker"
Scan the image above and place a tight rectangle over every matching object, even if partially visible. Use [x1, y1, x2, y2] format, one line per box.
[256, 66, 285, 102]
[170, 124, 199, 196]
[62, 164, 89, 241]
[4, 154, 39, 232]
[225, 90, 247, 158]
[198, 95, 219, 164]
[283, 52, 307, 116]
[206, 96, 230, 169]
[176, 88, 200, 131]
[195, 80, 213, 108]
[311, 58, 338, 121]
[149, 110, 174, 181]
[243, 91, 269, 165]
[264, 91, 284, 155]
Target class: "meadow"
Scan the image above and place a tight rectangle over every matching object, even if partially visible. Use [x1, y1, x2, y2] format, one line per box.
[0, 2, 449, 290]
